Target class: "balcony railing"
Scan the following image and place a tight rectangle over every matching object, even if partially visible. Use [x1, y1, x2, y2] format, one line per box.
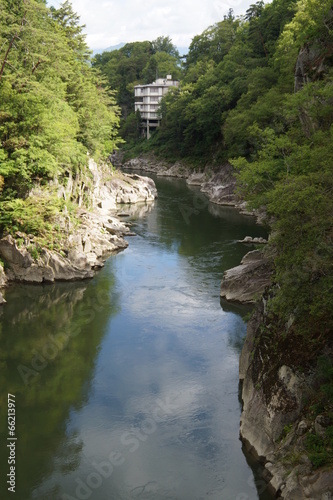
[140, 112, 160, 119]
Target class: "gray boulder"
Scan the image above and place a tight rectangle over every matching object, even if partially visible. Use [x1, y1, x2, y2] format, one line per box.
[220, 250, 273, 303]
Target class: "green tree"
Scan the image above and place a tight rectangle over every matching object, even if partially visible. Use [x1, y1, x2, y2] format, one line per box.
[232, 0, 333, 338]
[93, 41, 154, 118]
[185, 13, 239, 67]
[93, 37, 181, 142]
[143, 51, 182, 82]
[152, 35, 180, 60]
[50, 0, 91, 62]
[0, 0, 121, 238]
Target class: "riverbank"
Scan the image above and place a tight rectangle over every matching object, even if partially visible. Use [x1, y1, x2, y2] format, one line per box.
[0, 159, 157, 303]
[0, 170, 267, 499]
[219, 241, 333, 497]
[122, 154, 266, 223]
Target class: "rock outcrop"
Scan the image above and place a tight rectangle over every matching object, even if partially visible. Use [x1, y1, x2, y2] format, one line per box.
[239, 297, 333, 499]
[0, 161, 157, 294]
[89, 160, 157, 208]
[200, 163, 238, 206]
[294, 19, 333, 94]
[294, 44, 327, 93]
[158, 161, 192, 178]
[238, 236, 268, 245]
[122, 155, 171, 175]
[186, 172, 207, 185]
[122, 155, 265, 222]
[220, 250, 273, 303]
[0, 264, 7, 303]
[0, 214, 128, 284]
[294, 26, 333, 138]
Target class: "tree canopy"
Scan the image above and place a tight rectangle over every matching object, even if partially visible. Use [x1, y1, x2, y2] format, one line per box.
[0, 0, 121, 240]
[92, 36, 182, 141]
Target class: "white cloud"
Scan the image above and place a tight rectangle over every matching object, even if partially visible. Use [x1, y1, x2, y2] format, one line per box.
[48, 0, 272, 50]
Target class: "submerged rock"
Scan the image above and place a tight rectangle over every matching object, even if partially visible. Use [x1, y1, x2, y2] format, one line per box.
[238, 236, 268, 245]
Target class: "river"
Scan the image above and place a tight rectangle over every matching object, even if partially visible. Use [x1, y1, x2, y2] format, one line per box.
[0, 175, 272, 499]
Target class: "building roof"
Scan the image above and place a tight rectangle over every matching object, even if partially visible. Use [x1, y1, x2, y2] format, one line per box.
[134, 76, 179, 89]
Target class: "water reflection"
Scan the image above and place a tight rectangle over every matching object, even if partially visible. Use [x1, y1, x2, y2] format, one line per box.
[0, 270, 119, 500]
[116, 201, 155, 218]
[0, 175, 271, 500]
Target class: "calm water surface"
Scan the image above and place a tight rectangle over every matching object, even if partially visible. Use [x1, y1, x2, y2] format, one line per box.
[0, 176, 271, 500]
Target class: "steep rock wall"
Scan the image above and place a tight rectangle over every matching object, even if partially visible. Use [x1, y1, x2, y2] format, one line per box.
[239, 296, 333, 499]
[0, 160, 157, 296]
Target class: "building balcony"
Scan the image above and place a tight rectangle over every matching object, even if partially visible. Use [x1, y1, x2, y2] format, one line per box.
[135, 89, 163, 98]
[140, 112, 160, 119]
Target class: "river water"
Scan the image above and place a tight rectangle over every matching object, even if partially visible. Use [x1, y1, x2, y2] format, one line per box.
[0, 176, 271, 500]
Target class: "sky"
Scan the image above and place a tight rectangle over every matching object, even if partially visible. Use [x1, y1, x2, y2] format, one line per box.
[48, 0, 269, 51]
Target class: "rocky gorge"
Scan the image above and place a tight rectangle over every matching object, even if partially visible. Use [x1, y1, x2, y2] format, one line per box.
[122, 154, 333, 499]
[1, 150, 331, 497]
[122, 153, 271, 304]
[122, 154, 241, 206]
[122, 153, 267, 221]
[0, 159, 157, 304]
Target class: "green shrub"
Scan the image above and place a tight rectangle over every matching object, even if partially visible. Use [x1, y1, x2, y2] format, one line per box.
[27, 245, 40, 261]
[305, 430, 333, 469]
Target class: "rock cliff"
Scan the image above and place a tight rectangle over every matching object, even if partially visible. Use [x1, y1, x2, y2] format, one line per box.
[236, 31, 333, 497]
[0, 160, 157, 300]
[239, 295, 333, 499]
[220, 250, 273, 303]
[122, 154, 263, 215]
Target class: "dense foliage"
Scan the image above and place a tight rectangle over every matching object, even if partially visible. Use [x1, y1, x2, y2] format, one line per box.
[231, 0, 333, 341]
[92, 36, 181, 141]
[145, 1, 297, 160]
[0, 0, 120, 241]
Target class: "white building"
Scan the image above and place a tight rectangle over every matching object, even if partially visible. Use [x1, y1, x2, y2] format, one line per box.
[134, 75, 179, 139]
